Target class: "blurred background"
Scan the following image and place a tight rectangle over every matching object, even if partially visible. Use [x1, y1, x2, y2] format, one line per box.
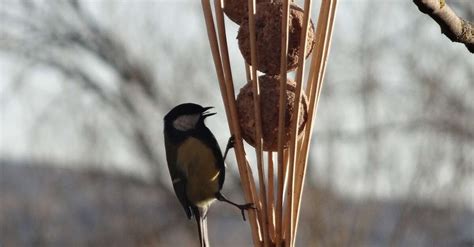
[0, 0, 473, 246]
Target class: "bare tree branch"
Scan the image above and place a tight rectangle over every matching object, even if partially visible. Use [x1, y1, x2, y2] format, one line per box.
[0, 0, 168, 179]
[413, 0, 474, 53]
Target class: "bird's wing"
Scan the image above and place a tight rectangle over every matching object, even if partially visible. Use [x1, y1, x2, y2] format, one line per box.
[164, 136, 193, 219]
[197, 127, 226, 190]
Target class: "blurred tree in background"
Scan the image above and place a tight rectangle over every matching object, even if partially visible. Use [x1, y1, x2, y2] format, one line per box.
[0, 0, 473, 246]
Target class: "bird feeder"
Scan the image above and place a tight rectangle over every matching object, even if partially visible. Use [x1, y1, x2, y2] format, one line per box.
[201, 0, 338, 246]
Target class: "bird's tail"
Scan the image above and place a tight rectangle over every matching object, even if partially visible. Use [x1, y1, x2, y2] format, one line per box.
[192, 206, 209, 247]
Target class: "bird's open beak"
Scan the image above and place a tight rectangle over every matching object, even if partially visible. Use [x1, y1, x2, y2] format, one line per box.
[202, 106, 216, 118]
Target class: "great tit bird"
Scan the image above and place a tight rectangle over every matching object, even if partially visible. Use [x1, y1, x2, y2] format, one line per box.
[163, 103, 253, 247]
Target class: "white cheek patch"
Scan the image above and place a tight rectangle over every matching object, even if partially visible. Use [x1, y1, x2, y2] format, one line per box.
[173, 114, 200, 131]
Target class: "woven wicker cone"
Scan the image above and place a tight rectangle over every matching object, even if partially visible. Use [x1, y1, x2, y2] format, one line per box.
[237, 75, 308, 151]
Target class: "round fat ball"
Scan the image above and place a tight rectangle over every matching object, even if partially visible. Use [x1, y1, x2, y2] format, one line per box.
[224, 0, 270, 25]
[236, 75, 308, 151]
[237, 2, 315, 75]
[224, 0, 294, 25]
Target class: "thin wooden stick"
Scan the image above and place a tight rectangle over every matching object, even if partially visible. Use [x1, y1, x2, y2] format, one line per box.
[297, 0, 337, 193]
[267, 152, 276, 242]
[213, 1, 264, 244]
[245, 63, 252, 82]
[246, 62, 268, 243]
[292, 0, 338, 243]
[291, 0, 330, 237]
[281, 148, 290, 243]
[293, 0, 313, 106]
[201, 0, 230, 120]
[316, 0, 337, 104]
[290, 0, 314, 233]
[281, 145, 291, 244]
[283, 0, 313, 245]
[201, 1, 262, 245]
[276, 0, 291, 245]
[247, 0, 270, 245]
[248, 159, 264, 244]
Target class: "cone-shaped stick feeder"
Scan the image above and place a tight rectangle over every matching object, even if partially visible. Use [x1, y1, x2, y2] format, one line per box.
[201, 0, 338, 246]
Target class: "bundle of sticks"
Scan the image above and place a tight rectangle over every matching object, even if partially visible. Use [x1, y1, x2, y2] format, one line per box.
[201, 0, 338, 246]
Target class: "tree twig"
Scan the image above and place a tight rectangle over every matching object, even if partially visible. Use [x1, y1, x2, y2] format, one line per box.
[413, 0, 474, 53]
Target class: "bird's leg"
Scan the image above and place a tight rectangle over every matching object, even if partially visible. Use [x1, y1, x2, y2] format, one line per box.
[223, 135, 235, 161]
[216, 192, 255, 221]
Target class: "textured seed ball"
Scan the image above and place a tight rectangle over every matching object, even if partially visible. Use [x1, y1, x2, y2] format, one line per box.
[224, 0, 270, 25]
[223, 0, 293, 25]
[236, 75, 308, 151]
[237, 2, 315, 75]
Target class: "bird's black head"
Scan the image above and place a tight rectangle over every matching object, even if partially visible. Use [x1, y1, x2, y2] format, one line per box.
[164, 103, 216, 132]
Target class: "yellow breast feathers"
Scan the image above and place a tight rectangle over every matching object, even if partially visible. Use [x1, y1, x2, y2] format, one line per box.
[176, 137, 220, 204]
